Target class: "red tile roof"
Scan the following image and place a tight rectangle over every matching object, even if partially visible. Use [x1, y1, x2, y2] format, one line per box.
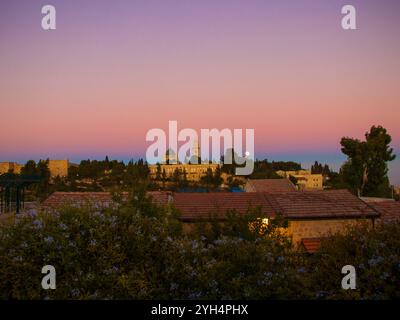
[42, 191, 169, 209]
[42, 192, 114, 208]
[265, 189, 379, 219]
[42, 189, 380, 221]
[301, 238, 322, 253]
[147, 191, 171, 206]
[172, 192, 276, 222]
[172, 189, 379, 221]
[245, 179, 297, 192]
[369, 201, 400, 223]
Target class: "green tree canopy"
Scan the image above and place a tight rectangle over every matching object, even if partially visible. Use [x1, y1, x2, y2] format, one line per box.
[340, 125, 396, 197]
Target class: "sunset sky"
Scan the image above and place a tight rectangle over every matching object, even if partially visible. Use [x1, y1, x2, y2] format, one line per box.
[1, 0, 399, 184]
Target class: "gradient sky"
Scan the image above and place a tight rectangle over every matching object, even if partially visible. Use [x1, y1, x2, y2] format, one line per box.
[1, 0, 399, 184]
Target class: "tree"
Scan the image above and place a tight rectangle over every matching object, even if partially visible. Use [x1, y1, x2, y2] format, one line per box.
[227, 175, 241, 189]
[181, 169, 189, 189]
[213, 166, 223, 188]
[249, 159, 278, 179]
[155, 163, 162, 181]
[271, 161, 301, 171]
[201, 168, 214, 190]
[172, 168, 182, 190]
[21, 160, 38, 175]
[104, 156, 110, 170]
[36, 159, 51, 199]
[322, 164, 331, 176]
[311, 161, 323, 174]
[161, 169, 167, 189]
[340, 125, 396, 197]
[311, 161, 331, 176]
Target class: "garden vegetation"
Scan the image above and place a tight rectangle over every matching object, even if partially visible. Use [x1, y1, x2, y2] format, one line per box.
[0, 189, 399, 299]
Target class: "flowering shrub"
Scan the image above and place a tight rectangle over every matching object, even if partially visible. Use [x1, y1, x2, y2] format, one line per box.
[303, 222, 400, 299]
[0, 194, 182, 299]
[0, 194, 399, 300]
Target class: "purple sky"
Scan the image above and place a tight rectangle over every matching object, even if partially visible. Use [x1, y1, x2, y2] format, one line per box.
[0, 0, 399, 184]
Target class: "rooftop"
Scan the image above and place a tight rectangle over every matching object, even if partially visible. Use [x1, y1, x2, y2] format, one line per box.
[245, 179, 297, 192]
[172, 192, 276, 221]
[41, 189, 381, 221]
[368, 201, 400, 224]
[267, 189, 379, 219]
[300, 238, 322, 253]
[42, 191, 169, 208]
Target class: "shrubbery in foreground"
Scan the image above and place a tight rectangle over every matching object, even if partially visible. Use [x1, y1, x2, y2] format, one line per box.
[0, 193, 399, 299]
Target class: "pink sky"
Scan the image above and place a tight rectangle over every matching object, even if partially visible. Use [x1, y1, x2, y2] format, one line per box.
[0, 0, 399, 183]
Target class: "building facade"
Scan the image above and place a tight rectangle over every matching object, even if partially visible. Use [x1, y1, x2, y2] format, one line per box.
[0, 162, 22, 175]
[276, 170, 323, 190]
[149, 163, 219, 181]
[171, 190, 379, 247]
[0, 160, 69, 178]
[48, 160, 69, 178]
[42, 189, 382, 252]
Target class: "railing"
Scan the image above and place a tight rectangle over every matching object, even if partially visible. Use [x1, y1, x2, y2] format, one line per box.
[0, 173, 40, 214]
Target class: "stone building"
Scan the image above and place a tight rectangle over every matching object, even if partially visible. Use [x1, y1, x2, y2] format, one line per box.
[149, 141, 217, 182]
[0, 162, 22, 175]
[47, 160, 69, 178]
[0, 160, 69, 178]
[171, 190, 379, 245]
[276, 170, 323, 190]
[148, 163, 219, 182]
[42, 189, 382, 252]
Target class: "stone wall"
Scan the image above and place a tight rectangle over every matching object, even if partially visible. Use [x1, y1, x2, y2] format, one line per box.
[0, 162, 22, 174]
[48, 160, 69, 178]
[181, 218, 374, 245]
[287, 218, 374, 244]
[0, 162, 11, 174]
[149, 163, 219, 181]
[276, 170, 323, 190]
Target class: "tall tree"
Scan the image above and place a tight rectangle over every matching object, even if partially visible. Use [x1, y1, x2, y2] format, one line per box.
[311, 161, 331, 176]
[181, 169, 189, 188]
[340, 125, 396, 197]
[201, 168, 214, 191]
[172, 168, 182, 187]
[161, 169, 167, 189]
[104, 156, 110, 170]
[155, 163, 162, 181]
[322, 164, 331, 176]
[213, 166, 223, 188]
[311, 161, 323, 174]
[36, 159, 51, 199]
[21, 160, 38, 175]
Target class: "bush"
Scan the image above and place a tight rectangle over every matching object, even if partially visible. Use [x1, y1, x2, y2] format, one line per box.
[303, 222, 400, 299]
[0, 193, 399, 300]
